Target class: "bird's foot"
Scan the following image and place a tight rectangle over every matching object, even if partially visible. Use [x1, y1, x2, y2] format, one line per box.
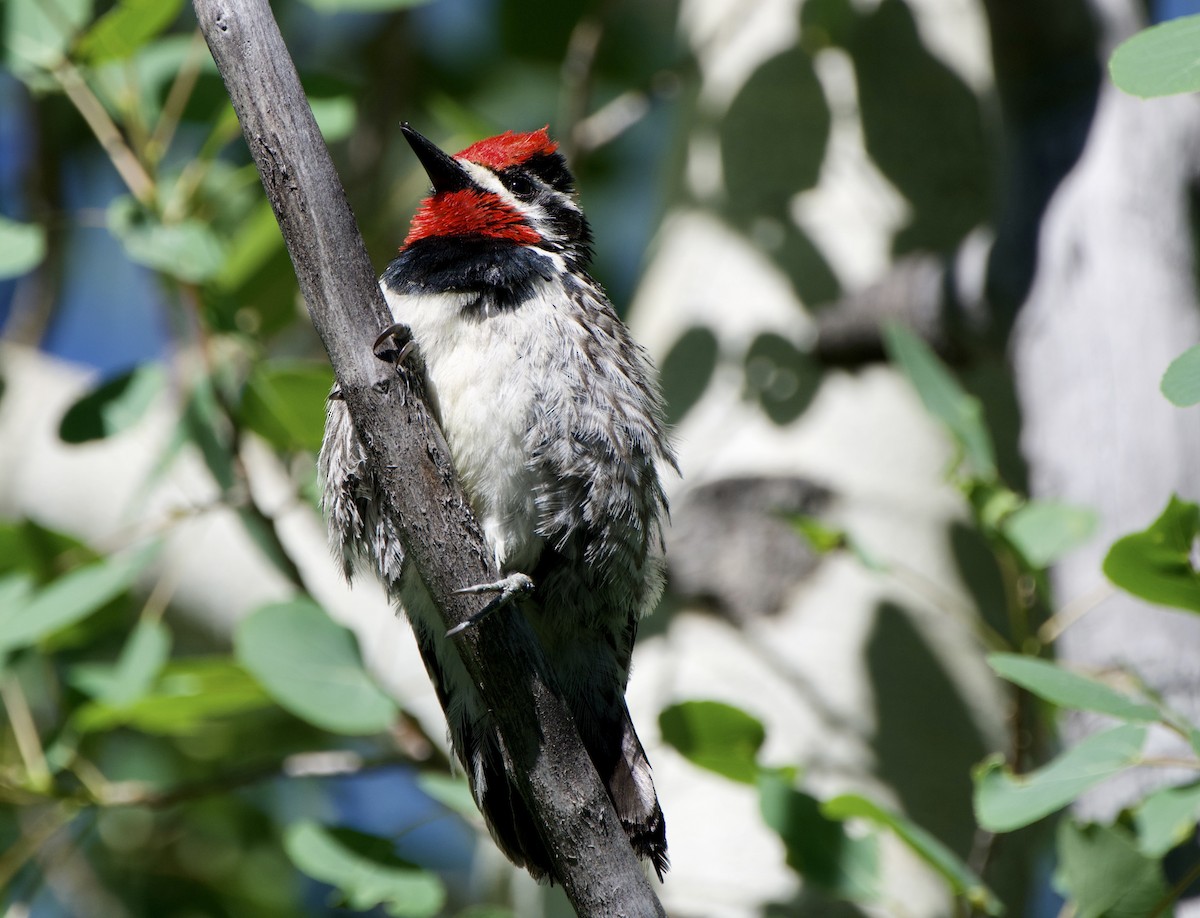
[445, 572, 535, 638]
[373, 322, 416, 364]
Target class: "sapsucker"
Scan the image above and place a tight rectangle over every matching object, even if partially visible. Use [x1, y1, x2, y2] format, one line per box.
[318, 124, 675, 881]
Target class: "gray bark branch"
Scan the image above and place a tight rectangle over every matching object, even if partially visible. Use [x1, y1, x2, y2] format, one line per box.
[190, 1, 665, 913]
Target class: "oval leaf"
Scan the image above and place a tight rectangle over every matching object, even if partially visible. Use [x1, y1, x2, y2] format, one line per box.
[283, 822, 445, 917]
[107, 196, 225, 283]
[973, 724, 1147, 832]
[659, 326, 718, 426]
[59, 364, 165, 444]
[1103, 495, 1200, 612]
[987, 654, 1160, 723]
[0, 547, 155, 654]
[238, 360, 334, 453]
[1056, 822, 1168, 918]
[1110, 14, 1200, 99]
[76, 0, 183, 63]
[1161, 344, 1200, 407]
[236, 599, 397, 735]
[0, 216, 46, 279]
[658, 700, 764, 784]
[1001, 500, 1097, 569]
[1134, 781, 1200, 858]
[744, 332, 821, 425]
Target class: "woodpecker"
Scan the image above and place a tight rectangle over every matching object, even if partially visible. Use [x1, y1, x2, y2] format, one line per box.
[319, 124, 675, 881]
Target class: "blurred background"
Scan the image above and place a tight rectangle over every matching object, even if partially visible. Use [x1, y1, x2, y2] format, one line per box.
[4, 0, 1200, 915]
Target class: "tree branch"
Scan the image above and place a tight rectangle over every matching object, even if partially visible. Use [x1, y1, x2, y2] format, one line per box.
[190, 1, 665, 913]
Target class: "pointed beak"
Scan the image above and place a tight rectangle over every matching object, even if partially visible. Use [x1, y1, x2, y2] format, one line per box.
[401, 123, 471, 194]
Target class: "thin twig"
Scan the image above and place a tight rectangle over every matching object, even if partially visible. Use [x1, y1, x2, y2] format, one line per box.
[1037, 581, 1115, 644]
[1, 675, 51, 793]
[149, 28, 208, 167]
[52, 59, 155, 205]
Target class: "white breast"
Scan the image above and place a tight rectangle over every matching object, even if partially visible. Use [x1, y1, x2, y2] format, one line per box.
[381, 282, 557, 572]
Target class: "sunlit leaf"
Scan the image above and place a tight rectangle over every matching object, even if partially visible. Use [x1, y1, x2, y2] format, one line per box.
[0, 547, 156, 654]
[1134, 781, 1200, 858]
[1055, 821, 1168, 918]
[238, 360, 334, 453]
[658, 700, 764, 784]
[884, 322, 995, 479]
[1161, 344, 1200, 407]
[76, 0, 183, 63]
[987, 654, 1160, 723]
[283, 822, 445, 917]
[310, 96, 357, 142]
[974, 724, 1147, 832]
[0, 216, 46, 279]
[1001, 501, 1097, 569]
[4, 0, 92, 78]
[759, 770, 881, 901]
[107, 196, 225, 283]
[1103, 495, 1200, 612]
[1110, 14, 1200, 99]
[823, 793, 1003, 915]
[236, 599, 397, 735]
[59, 364, 165, 444]
[74, 657, 272, 734]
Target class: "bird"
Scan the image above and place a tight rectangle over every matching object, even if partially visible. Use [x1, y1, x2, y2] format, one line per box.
[318, 123, 675, 882]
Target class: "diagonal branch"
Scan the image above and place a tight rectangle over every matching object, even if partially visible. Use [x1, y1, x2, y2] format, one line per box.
[190, 1, 665, 914]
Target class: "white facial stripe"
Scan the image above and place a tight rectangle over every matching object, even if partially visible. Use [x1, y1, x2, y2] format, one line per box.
[456, 157, 581, 242]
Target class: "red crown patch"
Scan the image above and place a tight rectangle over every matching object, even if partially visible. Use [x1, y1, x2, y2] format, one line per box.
[456, 128, 557, 171]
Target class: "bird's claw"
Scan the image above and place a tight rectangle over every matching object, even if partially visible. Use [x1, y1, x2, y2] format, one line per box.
[445, 573, 535, 638]
[373, 322, 416, 364]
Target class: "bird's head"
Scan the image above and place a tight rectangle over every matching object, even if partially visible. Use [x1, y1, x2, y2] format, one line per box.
[399, 124, 592, 268]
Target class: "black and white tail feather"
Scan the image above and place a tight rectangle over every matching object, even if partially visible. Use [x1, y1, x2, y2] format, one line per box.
[318, 124, 674, 882]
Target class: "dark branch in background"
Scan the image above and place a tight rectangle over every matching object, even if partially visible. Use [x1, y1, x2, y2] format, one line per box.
[190, 1, 666, 914]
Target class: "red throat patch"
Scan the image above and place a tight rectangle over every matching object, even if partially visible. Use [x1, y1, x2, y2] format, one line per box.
[403, 189, 540, 247]
[455, 127, 557, 170]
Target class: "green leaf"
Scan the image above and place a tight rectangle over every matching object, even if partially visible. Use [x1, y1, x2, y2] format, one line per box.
[107, 196, 225, 283]
[1134, 781, 1200, 857]
[4, 0, 92, 78]
[236, 599, 397, 735]
[1055, 821, 1169, 918]
[416, 773, 478, 821]
[283, 822, 445, 917]
[659, 326, 718, 426]
[74, 657, 272, 734]
[658, 700, 765, 784]
[790, 515, 847, 554]
[986, 654, 1160, 723]
[0, 548, 156, 654]
[973, 724, 1147, 832]
[744, 332, 821, 425]
[182, 375, 235, 491]
[1110, 14, 1200, 99]
[70, 619, 171, 706]
[310, 96, 357, 142]
[1001, 500, 1097, 568]
[759, 770, 881, 901]
[0, 216, 46, 279]
[238, 360, 334, 453]
[1103, 495, 1200, 612]
[212, 199, 284, 292]
[75, 0, 183, 63]
[883, 322, 995, 479]
[823, 793, 1003, 915]
[59, 364, 165, 444]
[1162, 344, 1200, 407]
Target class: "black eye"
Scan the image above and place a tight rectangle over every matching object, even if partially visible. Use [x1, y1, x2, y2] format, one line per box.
[505, 173, 536, 199]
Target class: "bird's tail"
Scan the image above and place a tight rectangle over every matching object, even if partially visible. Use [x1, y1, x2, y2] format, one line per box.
[588, 702, 669, 880]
